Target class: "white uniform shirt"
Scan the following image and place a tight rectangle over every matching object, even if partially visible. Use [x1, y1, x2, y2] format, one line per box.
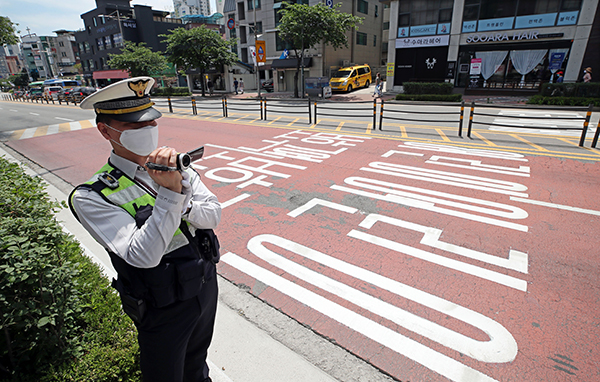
[71, 152, 221, 269]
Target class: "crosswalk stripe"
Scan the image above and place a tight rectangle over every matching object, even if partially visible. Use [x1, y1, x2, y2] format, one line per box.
[8, 119, 96, 140]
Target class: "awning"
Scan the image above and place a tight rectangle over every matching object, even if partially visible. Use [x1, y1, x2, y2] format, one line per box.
[271, 57, 312, 69]
[93, 70, 130, 80]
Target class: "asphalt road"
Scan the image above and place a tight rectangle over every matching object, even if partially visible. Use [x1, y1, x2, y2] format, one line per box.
[2, 98, 600, 382]
[0, 100, 95, 132]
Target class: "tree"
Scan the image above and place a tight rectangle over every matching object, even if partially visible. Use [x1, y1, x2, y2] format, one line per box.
[0, 16, 19, 46]
[107, 41, 168, 78]
[9, 68, 29, 88]
[161, 26, 237, 97]
[278, 3, 362, 98]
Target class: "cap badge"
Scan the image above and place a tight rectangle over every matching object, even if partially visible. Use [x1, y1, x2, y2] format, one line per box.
[128, 79, 150, 97]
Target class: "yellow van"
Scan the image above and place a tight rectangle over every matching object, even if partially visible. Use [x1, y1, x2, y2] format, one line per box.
[329, 64, 372, 92]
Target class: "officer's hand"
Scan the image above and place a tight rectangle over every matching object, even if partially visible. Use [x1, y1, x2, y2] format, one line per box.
[146, 147, 182, 194]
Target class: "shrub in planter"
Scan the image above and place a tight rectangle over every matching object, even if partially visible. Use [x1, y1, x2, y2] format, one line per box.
[395, 93, 462, 102]
[150, 87, 191, 97]
[403, 82, 454, 95]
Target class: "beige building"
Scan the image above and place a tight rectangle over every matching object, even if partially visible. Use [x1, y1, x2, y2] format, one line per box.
[222, 0, 386, 93]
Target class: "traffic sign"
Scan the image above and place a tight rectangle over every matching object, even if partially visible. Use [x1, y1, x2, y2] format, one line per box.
[255, 40, 266, 63]
[227, 18, 235, 30]
[326, 0, 333, 8]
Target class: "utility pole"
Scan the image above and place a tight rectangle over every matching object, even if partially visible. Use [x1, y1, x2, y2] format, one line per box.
[253, 0, 261, 97]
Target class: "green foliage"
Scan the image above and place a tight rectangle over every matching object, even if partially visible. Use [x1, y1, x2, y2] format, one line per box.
[402, 82, 454, 95]
[0, 157, 140, 381]
[539, 82, 600, 98]
[0, 16, 19, 46]
[527, 95, 599, 107]
[8, 69, 29, 89]
[107, 41, 168, 78]
[277, 3, 362, 97]
[150, 87, 191, 97]
[395, 93, 462, 102]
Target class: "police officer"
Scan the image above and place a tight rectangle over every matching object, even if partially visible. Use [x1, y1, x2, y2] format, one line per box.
[69, 76, 221, 382]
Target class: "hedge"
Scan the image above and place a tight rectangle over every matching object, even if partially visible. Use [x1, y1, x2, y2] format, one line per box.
[402, 82, 454, 95]
[0, 157, 140, 382]
[150, 87, 191, 97]
[527, 95, 600, 107]
[540, 82, 600, 98]
[395, 93, 462, 102]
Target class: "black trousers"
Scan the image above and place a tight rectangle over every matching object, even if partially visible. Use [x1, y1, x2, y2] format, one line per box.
[135, 269, 218, 382]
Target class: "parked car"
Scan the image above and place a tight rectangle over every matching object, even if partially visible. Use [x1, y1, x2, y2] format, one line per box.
[261, 79, 274, 92]
[59, 86, 97, 101]
[27, 87, 44, 99]
[44, 86, 62, 100]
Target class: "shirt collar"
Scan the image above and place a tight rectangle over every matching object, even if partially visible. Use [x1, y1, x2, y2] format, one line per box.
[109, 151, 146, 179]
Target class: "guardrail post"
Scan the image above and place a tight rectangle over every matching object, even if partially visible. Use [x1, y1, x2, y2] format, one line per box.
[379, 99, 385, 130]
[459, 100, 464, 137]
[579, 103, 592, 147]
[264, 98, 267, 120]
[372, 99, 377, 129]
[191, 97, 197, 115]
[592, 118, 600, 148]
[168, 96, 173, 113]
[224, 97, 228, 117]
[314, 100, 318, 125]
[308, 98, 312, 125]
[260, 98, 264, 120]
[467, 102, 475, 138]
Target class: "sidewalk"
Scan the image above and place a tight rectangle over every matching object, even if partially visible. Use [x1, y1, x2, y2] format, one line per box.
[0, 145, 341, 382]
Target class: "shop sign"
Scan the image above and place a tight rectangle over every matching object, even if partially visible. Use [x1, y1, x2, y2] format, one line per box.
[477, 17, 515, 32]
[386, 63, 395, 78]
[549, 53, 566, 70]
[515, 13, 557, 29]
[557, 11, 579, 25]
[466, 30, 541, 43]
[410, 24, 437, 37]
[395, 35, 449, 49]
[470, 58, 482, 75]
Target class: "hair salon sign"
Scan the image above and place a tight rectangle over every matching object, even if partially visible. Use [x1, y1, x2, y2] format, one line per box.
[466, 30, 541, 43]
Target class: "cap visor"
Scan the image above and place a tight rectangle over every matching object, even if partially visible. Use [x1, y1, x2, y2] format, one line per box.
[107, 106, 162, 123]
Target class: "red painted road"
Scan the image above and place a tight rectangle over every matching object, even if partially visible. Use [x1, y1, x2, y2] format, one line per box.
[8, 117, 600, 381]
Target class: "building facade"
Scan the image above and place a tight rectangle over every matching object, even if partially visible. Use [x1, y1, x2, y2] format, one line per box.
[222, 0, 385, 92]
[75, 0, 182, 87]
[20, 34, 55, 80]
[174, 0, 212, 17]
[384, 0, 599, 92]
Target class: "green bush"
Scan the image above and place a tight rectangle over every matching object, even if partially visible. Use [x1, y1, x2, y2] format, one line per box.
[527, 95, 600, 107]
[395, 93, 462, 102]
[150, 87, 191, 97]
[540, 82, 600, 98]
[0, 157, 140, 382]
[402, 82, 454, 95]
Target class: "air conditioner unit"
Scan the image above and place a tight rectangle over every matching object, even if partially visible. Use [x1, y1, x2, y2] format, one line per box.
[342, 59, 350, 67]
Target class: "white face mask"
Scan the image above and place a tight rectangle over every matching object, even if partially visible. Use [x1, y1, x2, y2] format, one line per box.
[105, 123, 159, 156]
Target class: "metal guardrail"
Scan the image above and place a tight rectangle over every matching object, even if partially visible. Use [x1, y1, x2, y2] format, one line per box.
[467, 102, 593, 147]
[314, 99, 377, 129]
[264, 98, 312, 124]
[379, 100, 464, 135]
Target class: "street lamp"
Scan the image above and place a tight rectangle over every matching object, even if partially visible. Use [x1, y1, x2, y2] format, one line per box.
[99, 4, 127, 47]
[253, 0, 261, 98]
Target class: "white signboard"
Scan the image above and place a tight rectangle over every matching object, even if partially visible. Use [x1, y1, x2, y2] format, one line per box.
[470, 58, 482, 75]
[395, 35, 449, 49]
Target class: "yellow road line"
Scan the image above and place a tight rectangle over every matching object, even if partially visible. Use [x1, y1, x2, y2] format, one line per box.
[471, 131, 497, 146]
[436, 128, 451, 142]
[509, 134, 549, 151]
[10, 129, 25, 140]
[287, 118, 300, 126]
[79, 119, 95, 129]
[400, 125, 407, 138]
[366, 124, 372, 134]
[267, 116, 282, 125]
[557, 138, 600, 156]
[33, 126, 49, 137]
[336, 122, 345, 131]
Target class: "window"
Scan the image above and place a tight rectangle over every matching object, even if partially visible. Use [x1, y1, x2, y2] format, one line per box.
[517, 0, 559, 15]
[276, 32, 293, 51]
[237, 2, 245, 20]
[383, 21, 390, 30]
[357, 0, 368, 14]
[97, 38, 104, 51]
[250, 21, 263, 34]
[84, 41, 91, 53]
[375, 5, 379, 17]
[113, 33, 123, 47]
[240, 26, 247, 44]
[247, 0, 261, 10]
[59, 41, 64, 47]
[561, 0, 582, 11]
[373, 34, 377, 47]
[480, 0, 518, 19]
[357, 31, 367, 45]
[241, 47, 248, 63]
[104, 35, 112, 49]
[61, 52, 67, 57]
[275, 8, 284, 26]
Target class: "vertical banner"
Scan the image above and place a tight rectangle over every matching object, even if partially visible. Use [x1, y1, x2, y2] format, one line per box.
[386, 63, 395, 78]
[255, 40, 266, 66]
[470, 58, 482, 75]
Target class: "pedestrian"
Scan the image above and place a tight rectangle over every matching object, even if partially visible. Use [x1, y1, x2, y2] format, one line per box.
[239, 78, 244, 94]
[583, 67, 592, 83]
[69, 76, 222, 382]
[233, 77, 238, 94]
[373, 72, 382, 98]
[556, 71, 564, 83]
[207, 78, 214, 96]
